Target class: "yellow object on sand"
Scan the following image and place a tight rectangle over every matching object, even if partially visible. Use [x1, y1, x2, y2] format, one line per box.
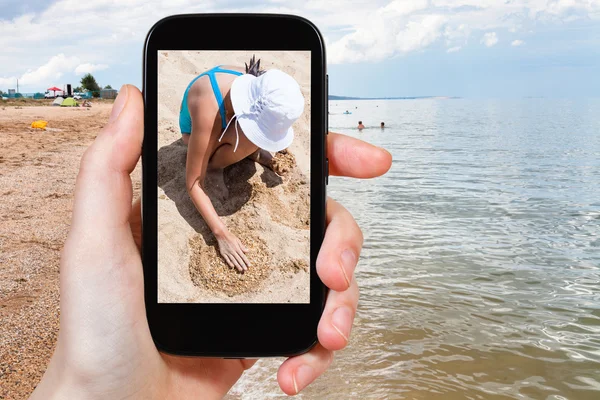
[31, 120, 48, 130]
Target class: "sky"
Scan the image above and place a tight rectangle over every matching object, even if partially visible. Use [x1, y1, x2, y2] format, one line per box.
[0, 0, 599, 98]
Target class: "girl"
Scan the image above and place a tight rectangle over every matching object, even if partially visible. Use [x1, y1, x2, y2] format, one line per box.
[180, 56, 305, 272]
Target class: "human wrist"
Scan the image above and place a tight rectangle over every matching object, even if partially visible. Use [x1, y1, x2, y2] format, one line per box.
[213, 226, 229, 239]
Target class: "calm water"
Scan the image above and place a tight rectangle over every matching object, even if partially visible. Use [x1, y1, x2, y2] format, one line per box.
[228, 99, 600, 399]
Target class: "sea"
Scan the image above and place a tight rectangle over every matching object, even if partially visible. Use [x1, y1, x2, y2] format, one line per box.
[227, 98, 600, 399]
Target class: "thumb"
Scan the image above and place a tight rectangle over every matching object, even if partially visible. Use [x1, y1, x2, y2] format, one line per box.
[68, 85, 143, 246]
[62, 84, 144, 286]
[57, 85, 156, 367]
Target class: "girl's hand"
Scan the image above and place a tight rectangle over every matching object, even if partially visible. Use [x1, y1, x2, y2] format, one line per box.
[216, 231, 251, 272]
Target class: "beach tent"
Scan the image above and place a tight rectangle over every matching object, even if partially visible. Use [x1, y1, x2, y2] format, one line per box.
[60, 98, 77, 107]
[52, 97, 64, 106]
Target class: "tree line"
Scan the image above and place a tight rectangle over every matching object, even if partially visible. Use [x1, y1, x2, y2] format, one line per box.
[77, 73, 113, 97]
[0, 74, 112, 98]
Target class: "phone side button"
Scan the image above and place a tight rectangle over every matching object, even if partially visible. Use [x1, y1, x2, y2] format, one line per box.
[326, 74, 329, 135]
[326, 158, 329, 185]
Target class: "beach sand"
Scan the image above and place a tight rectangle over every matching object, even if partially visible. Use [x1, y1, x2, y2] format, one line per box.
[0, 52, 311, 396]
[0, 103, 127, 398]
[157, 51, 311, 303]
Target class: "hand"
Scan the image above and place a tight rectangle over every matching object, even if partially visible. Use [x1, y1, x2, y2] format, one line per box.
[216, 231, 251, 272]
[30, 85, 391, 399]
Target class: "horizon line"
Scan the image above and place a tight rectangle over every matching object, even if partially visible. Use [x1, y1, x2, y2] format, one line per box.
[329, 95, 461, 100]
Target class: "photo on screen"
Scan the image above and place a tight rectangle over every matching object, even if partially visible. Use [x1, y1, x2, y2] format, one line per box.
[157, 51, 311, 304]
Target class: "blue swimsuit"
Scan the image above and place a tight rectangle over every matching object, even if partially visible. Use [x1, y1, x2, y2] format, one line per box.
[179, 66, 243, 134]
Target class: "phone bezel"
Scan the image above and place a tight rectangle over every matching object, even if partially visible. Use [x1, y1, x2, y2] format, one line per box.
[142, 14, 327, 357]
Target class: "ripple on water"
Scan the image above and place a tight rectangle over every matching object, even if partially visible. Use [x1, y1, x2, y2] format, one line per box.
[227, 99, 600, 399]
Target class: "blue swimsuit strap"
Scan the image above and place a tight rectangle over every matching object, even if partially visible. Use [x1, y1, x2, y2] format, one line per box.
[205, 66, 243, 129]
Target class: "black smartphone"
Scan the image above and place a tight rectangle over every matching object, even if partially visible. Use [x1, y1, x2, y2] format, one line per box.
[142, 14, 328, 357]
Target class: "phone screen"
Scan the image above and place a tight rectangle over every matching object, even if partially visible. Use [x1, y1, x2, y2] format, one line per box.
[157, 51, 311, 304]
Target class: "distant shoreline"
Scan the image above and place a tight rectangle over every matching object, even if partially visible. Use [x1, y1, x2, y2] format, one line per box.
[329, 95, 460, 100]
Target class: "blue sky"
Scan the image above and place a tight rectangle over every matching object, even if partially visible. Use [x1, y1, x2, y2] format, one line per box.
[0, 0, 599, 98]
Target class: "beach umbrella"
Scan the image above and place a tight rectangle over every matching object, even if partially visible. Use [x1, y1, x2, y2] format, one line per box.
[47, 86, 61, 95]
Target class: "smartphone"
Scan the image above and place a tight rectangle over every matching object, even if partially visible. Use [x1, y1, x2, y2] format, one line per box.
[142, 14, 328, 357]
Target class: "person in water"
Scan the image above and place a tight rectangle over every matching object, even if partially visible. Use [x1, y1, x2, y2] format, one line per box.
[358, 121, 365, 130]
[380, 122, 385, 129]
[180, 55, 304, 272]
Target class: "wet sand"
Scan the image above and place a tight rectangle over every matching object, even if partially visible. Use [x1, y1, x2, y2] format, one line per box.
[157, 51, 311, 303]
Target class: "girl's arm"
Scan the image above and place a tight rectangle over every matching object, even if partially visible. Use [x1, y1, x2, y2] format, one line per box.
[185, 93, 226, 237]
[185, 90, 250, 271]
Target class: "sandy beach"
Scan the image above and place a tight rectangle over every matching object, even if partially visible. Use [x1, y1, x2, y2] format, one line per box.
[157, 51, 312, 303]
[0, 51, 312, 397]
[0, 102, 128, 398]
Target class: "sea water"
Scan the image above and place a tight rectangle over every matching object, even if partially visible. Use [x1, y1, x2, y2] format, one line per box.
[228, 98, 600, 399]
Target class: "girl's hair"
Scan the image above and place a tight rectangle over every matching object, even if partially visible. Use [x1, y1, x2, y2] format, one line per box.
[245, 54, 266, 77]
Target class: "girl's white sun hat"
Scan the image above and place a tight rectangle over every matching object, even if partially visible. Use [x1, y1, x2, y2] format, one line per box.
[221, 69, 305, 153]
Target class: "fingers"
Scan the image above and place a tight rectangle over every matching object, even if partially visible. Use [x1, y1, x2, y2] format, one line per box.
[223, 254, 235, 270]
[277, 344, 333, 395]
[316, 198, 363, 292]
[327, 132, 392, 178]
[318, 277, 359, 351]
[238, 250, 251, 269]
[236, 239, 251, 267]
[277, 245, 360, 396]
[231, 251, 248, 272]
[224, 254, 243, 273]
[220, 239, 250, 272]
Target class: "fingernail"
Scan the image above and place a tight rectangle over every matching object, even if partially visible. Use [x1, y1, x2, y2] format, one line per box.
[340, 249, 356, 288]
[109, 85, 128, 123]
[293, 364, 315, 394]
[331, 306, 352, 342]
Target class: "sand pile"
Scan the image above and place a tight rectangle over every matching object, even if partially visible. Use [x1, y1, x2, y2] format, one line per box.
[188, 151, 310, 298]
[158, 51, 311, 303]
[272, 149, 296, 175]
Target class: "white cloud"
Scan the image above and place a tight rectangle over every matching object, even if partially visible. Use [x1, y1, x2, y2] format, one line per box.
[381, 0, 429, 16]
[0, 0, 599, 85]
[329, 12, 447, 63]
[511, 39, 525, 46]
[444, 23, 470, 44]
[447, 46, 462, 53]
[0, 54, 79, 87]
[75, 63, 109, 75]
[481, 32, 499, 47]
[0, 54, 111, 89]
[543, 0, 600, 18]
[326, 0, 600, 63]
